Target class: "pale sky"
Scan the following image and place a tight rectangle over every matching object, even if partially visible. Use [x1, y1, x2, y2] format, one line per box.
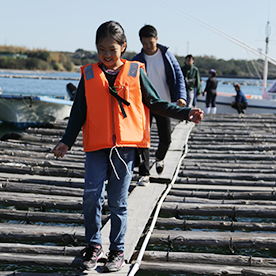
[1, 0, 276, 61]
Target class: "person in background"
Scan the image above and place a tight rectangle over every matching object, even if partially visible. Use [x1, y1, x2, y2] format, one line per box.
[231, 83, 248, 114]
[51, 21, 203, 272]
[181, 54, 202, 107]
[203, 69, 218, 114]
[132, 24, 187, 186]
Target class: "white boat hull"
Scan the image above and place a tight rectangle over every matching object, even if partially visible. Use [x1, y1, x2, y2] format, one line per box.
[0, 95, 73, 127]
[196, 92, 276, 114]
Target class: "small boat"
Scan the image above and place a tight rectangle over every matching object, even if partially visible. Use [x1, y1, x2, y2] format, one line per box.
[0, 92, 73, 128]
[196, 89, 276, 114]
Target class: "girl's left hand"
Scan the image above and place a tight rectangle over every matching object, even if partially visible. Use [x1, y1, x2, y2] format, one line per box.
[188, 108, 204, 124]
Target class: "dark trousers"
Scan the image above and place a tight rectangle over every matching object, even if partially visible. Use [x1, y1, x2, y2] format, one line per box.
[206, 92, 217, 107]
[231, 101, 248, 114]
[138, 112, 171, 176]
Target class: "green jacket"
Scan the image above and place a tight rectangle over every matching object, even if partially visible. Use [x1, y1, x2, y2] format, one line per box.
[181, 64, 202, 95]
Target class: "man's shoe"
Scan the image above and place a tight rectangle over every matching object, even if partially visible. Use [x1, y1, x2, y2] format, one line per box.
[156, 160, 164, 174]
[103, 250, 125, 272]
[80, 244, 103, 271]
[137, 175, 150, 186]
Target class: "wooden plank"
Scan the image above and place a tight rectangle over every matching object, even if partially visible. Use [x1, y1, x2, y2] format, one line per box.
[79, 263, 132, 275]
[100, 183, 166, 263]
[150, 121, 193, 182]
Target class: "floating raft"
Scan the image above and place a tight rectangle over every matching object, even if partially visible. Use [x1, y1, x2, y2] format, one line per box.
[0, 114, 276, 276]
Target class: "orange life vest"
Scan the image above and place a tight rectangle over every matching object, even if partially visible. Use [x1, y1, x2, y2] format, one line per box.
[81, 60, 150, 152]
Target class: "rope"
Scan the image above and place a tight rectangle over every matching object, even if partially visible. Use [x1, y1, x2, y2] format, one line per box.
[109, 146, 132, 180]
[159, 235, 185, 262]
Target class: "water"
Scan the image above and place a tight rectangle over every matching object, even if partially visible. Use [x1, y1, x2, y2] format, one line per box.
[1, 69, 273, 138]
[1, 69, 272, 97]
[0, 69, 80, 96]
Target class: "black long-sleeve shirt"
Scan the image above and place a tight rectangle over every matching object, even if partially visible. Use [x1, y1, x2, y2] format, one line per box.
[61, 66, 192, 149]
[204, 76, 218, 95]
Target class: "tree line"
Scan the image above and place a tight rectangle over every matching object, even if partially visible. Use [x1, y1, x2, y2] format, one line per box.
[0, 45, 275, 79]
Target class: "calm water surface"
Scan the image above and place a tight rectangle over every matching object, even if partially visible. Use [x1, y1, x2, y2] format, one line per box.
[0, 69, 273, 137]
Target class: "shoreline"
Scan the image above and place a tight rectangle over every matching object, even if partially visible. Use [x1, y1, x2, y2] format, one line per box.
[0, 68, 274, 80]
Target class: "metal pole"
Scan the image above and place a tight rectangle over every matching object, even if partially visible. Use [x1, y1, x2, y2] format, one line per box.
[262, 21, 271, 99]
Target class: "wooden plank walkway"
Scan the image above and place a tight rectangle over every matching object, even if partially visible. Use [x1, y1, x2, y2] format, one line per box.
[0, 118, 191, 275]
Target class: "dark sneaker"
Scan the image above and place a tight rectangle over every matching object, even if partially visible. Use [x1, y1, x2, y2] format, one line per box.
[156, 160, 164, 174]
[103, 250, 125, 272]
[80, 244, 103, 271]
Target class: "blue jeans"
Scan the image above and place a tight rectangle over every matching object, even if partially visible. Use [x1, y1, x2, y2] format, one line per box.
[83, 147, 135, 252]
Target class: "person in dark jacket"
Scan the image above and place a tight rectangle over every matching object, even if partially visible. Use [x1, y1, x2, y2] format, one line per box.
[231, 83, 248, 114]
[132, 24, 187, 186]
[203, 69, 218, 114]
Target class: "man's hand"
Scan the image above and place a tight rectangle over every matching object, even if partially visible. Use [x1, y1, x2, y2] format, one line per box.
[177, 98, 186, 107]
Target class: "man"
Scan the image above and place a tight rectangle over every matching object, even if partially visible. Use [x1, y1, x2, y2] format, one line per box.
[231, 83, 248, 114]
[132, 24, 187, 186]
[181, 54, 202, 107]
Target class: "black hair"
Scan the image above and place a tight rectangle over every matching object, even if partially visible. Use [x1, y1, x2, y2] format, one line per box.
[139, 25, 158, 40]
[185, 54, 194, 60]
[96, 21, 127, 55]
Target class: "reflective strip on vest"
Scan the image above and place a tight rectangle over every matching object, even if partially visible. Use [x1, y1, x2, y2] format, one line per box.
[85, 65, 94, 81]
[128, 63, 138, 77]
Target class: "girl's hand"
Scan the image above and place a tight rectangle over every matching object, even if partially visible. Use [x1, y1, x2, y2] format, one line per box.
[188, 108, 204, 124]
[51, 142, 69, 158]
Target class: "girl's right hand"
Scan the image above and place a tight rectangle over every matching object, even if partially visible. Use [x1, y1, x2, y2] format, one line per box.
[51, 142, 69, 158]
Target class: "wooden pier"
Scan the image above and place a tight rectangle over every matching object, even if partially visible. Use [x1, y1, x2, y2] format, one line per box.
[0, 114, 276, 276]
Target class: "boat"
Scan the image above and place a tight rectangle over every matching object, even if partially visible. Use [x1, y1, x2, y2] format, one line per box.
[0, 92, 73, 128]
[196, 89, 276, 114]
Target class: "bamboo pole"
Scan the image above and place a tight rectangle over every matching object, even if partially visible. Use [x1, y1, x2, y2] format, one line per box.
[142, 251, 276, 267]
[161, 202, 276, 218]
[169, 189, 276, 200]
[156, 217, 276, 232]
[150, 229, 276, 249]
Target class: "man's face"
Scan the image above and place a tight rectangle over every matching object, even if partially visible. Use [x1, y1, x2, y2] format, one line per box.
[234, 86, 240, 92]
[141, 36, 158, 55]
[185, 57, 194, 66]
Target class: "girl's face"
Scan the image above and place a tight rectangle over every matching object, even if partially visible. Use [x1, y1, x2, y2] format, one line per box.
[97, 35, 126, 70]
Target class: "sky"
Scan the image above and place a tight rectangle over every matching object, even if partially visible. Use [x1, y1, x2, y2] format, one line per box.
[1, 0, 276, 61]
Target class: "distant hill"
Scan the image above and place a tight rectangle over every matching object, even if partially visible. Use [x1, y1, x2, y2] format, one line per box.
[0, 45, 275, 79]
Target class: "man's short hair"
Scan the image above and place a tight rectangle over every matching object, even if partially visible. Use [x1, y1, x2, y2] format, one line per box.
[139, 25, 157, 40]
[185, 54, 194, 60]
[234, 83, 241, 89]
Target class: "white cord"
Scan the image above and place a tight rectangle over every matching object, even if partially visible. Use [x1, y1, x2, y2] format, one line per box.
[127, 123, 195, 276]
[109, 146, 132, 180]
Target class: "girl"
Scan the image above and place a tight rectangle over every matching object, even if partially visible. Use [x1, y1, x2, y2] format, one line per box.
[52, 21, 203, 272]
[203, 69, 218, 114]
